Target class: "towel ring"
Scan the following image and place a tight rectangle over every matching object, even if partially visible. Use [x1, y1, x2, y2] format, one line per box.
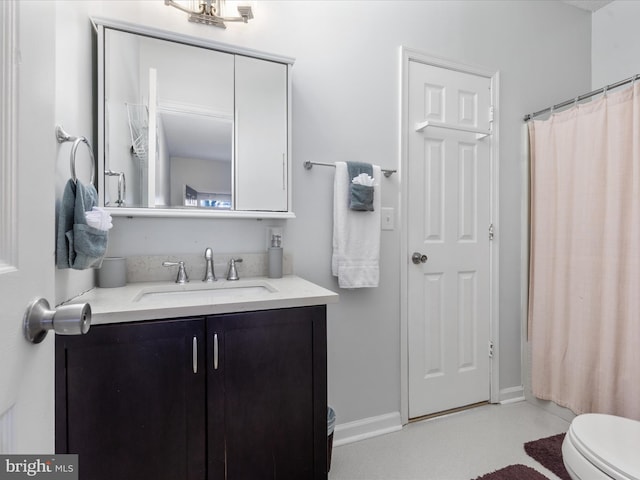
[70, 137, 95, 186]
[56, 125, 95, 187]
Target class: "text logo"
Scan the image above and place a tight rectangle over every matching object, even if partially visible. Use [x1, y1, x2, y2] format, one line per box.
[0, 456, 77, 479]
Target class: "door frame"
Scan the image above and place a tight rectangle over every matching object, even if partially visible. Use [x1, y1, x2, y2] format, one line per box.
[399, 47, 500, 425]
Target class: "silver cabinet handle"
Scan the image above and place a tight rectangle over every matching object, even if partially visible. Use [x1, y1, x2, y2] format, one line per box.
[282, 153, 286, 190]
[192, 336, 198, 374]
[213, 333, 219, 370]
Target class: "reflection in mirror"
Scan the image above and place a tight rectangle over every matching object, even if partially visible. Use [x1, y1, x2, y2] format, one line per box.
[103, 28, 234, 209]
[160, 107, 232, 209]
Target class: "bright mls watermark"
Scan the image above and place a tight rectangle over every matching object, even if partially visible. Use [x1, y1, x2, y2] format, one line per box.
[0, 456, 77, 479]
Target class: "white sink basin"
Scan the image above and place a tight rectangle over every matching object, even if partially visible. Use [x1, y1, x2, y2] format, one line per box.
[133, 280, 278, 303]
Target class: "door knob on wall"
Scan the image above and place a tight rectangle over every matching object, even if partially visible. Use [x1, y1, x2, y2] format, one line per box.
[411, 252, 428, 264]
[23, 298, 91, 344]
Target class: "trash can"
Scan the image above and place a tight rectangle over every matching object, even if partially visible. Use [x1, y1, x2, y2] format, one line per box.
[327, 406, 336, 472]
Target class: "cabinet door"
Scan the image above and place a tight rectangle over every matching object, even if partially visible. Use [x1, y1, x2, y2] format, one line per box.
[55, 318, 206, 480]
[207, 306, 327, 480]
[234, 55, 289, 212]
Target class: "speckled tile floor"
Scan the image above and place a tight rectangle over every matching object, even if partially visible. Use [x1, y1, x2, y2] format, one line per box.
[329, 401, 570, 480]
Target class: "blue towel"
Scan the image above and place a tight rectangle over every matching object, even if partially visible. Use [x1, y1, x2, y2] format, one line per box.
[56, 179, 108, 270]
[346, 161, 374, 211]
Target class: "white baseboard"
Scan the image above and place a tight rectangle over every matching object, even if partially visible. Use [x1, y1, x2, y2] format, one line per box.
[333, 411, 403, 447]
[499, 386, 525, 404]
[524, 395, 577, 423]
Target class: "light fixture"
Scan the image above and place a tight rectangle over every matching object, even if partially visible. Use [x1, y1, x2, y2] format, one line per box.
[164, 0, 253, 28]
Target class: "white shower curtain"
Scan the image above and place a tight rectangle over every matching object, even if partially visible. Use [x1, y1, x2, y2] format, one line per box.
[528, 83, 640, 421]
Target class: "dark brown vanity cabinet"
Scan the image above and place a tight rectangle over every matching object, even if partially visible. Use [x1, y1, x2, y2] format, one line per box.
[207, 307, 328, 479]
[56, 306, 327, 480]
[55, 317, 206, 479]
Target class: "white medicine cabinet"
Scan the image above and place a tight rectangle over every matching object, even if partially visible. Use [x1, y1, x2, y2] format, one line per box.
[93, 18, 294, 218]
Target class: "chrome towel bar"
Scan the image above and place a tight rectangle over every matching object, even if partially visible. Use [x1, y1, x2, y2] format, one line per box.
[303, 161, 396, 178]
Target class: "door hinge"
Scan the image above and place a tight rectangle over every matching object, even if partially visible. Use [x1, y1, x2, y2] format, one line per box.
[488, 223, 494, 241]
[489, 105, 495, 123]
[489, 341, 494, 358]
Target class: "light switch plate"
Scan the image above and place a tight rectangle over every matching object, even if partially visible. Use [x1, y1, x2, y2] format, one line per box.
[381, 207, 394, 230]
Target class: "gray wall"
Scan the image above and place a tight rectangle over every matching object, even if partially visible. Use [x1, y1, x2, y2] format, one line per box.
[593, 1, 640, 88]
[53, 0, 592, 426]
[54, 2, 99, 304]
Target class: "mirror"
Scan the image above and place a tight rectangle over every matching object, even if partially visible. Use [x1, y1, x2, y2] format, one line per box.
[95, 19, 294, 218]
[103, 28, 234, 210]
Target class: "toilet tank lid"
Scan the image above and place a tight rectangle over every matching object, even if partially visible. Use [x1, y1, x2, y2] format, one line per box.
[569, 414, 640, 480]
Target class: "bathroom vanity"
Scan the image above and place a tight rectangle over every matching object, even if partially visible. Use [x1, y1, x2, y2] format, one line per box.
[57, 17, 326, 478]
[55, 276, 338, 480]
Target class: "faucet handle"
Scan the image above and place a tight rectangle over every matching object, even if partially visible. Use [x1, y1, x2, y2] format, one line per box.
[227, 258, 243, 281]
[162, 261, 189, 284]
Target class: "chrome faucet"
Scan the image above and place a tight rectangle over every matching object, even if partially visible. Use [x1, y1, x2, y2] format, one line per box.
[162, 260, 189, 284]
[227, 258, 243, 281]
[203, 247, 217, 282]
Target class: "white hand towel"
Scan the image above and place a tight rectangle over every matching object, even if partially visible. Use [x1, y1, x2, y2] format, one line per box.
[351, 173, 376, 186]
[85, 207, 113, 231]
[332, 162, 381, 288]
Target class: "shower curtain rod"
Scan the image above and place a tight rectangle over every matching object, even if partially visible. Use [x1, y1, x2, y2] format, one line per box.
[523, 74, 640, 122]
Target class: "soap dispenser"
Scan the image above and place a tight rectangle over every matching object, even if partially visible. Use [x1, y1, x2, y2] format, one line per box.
[268, 234, 283, 279]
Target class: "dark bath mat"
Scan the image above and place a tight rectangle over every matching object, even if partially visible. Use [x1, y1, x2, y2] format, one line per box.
[473, 464, 550, 480]
[524, 433, 571, 480]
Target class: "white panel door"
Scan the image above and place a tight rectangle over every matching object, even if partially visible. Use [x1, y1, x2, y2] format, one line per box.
[407, 60, 492, 418]
[0, 1, 56, 452]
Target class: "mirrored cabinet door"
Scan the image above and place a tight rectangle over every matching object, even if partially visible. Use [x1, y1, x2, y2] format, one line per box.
[104, 28, 234, 210]
[235, 56, 288, 212]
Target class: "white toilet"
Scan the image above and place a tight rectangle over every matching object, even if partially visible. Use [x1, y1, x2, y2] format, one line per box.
[562, 413, 640, 480]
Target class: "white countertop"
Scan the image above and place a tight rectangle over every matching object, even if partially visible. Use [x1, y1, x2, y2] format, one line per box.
[66, 275, 339, 325]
